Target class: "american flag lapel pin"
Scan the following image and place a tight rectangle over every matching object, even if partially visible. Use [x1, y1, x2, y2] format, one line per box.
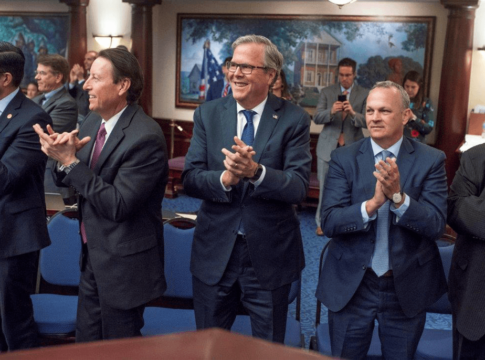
[7, 114, 12, 119]
[273, 114, 278, 120]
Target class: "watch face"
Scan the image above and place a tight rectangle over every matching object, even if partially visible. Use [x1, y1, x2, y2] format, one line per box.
[392, 192, 402, 203]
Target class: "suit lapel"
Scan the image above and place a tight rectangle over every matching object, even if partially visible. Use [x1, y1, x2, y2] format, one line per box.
[91, 105, 137, 173]
[221, 96, 238, 152]
[357, 138, 378, 201]
[76, 114, 101, 166]
[251, 94, 282, 164]
[0, 91, 23, 134]
[42, 87, 66, 109]
[396, 137, 416, 189]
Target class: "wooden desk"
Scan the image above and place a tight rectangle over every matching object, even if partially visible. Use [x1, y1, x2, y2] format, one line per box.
[1, 329, 332, 360]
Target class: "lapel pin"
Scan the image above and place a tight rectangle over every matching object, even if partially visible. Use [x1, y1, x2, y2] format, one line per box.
[273, 114, 278, 120]
[7, 114, 12, 119]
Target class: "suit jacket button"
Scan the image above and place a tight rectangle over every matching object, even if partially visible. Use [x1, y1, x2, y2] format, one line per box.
[362, 265, 367, 270]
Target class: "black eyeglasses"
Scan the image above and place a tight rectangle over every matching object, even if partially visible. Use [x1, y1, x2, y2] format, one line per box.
[227, 61, 267, 75]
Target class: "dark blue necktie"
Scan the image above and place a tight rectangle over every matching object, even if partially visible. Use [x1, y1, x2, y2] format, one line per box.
[241, 110, 256, 146]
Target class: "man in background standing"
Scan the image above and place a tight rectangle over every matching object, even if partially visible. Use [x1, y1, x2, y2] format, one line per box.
[69, 50, 98, 121]
[0, 41, 51, 351]
[33, 53, 77, 202]
[313, 58, 368, 236]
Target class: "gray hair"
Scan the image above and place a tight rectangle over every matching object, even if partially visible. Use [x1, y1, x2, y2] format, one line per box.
[371, 81, 410, 110]
[232, 35, 283, 85]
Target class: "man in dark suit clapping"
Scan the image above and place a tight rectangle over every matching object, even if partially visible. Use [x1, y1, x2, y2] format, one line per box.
[34, 48, 168, 342]
[0, 42, 52, 351]
[316, 81, 448, 359]
[183, 35, 311, 343]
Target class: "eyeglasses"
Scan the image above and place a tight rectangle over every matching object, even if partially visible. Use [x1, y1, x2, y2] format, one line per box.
[227, 61, 267, 75]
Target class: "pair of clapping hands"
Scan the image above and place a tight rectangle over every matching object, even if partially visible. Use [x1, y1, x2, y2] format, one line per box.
[221, 136, 259, 187]
[33, 124, 91, 167]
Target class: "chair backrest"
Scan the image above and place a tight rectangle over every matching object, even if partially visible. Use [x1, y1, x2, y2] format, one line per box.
[426, 244, 454, 314]
[41, 210, 82, 286]
[163, 218, 196, 299]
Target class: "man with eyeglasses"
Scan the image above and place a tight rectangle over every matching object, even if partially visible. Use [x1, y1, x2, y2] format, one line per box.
[0, 42, 51, 351]
[182, 35, 311, 343]
[33, 54, 78, 203]
[313, 58, 368, 237]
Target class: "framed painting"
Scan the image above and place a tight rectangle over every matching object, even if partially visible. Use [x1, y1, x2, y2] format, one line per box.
[0, 12, 70, 88]
[176, 14, 435, 109]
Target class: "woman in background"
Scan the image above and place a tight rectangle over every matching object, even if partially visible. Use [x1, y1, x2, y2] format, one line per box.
[271, 69, 292, 101]
[403, 70, 435, 143]
[26, 81, 40, 99]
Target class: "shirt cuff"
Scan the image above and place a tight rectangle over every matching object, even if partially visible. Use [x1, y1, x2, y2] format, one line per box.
[220, 171, 232, 192]
[390, 193, 410, 222]
[361, 201, 377, 229]
[249, 165, 266, 187]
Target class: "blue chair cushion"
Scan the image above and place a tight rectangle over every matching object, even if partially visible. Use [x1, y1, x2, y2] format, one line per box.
[316, 322, 382, 359]
[415, 328, 452, 360]
[31, 294, 78, 334]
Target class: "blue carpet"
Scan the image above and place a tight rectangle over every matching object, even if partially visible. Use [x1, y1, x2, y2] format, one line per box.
[162, 194, 451, 348]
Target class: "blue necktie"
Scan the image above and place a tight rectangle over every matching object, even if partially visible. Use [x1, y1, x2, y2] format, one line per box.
[241, 110, 256, 146]
[371, 150, 393, 276]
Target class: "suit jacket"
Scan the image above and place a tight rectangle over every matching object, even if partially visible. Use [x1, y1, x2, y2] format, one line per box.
[33, 86, 78, 133]
[0, 91, 51, 259]
[68, 80, 90, 117]
[313, 83, 368, 162]
[448, 143, 485, 341]
[182, 94, 312, 290]
[315, 137, 448, 318]
[54, 104, 168, 310]
[206, 79, 231, 102]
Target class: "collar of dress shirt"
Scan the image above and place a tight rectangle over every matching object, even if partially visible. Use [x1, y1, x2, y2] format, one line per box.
[0, 88, 19, 115]
[43, 85, 65, 103]
[236, 97, 268, 139]
[101, 105, 128, 141]
[340, 83, 354, 97]
[370, 136, 404, 159]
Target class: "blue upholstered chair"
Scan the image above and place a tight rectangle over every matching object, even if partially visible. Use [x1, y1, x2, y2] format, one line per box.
[142, 217, 303, 346]
[31, 210, 81, 341]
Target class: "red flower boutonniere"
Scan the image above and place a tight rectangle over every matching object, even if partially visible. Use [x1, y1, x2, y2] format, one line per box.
[411, 130, 420, 138]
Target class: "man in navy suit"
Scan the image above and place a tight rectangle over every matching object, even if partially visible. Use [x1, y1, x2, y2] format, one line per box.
[205, 56, 232, 101]
[182, 35, 311, 343]
[0, 42, 51, 351]
[34, 48, 168, 342]
[316, 81, 447, 359]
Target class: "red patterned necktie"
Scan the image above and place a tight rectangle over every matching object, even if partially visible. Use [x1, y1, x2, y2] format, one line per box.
[81, 123, 107, 244]
[223, 83, 230, 97]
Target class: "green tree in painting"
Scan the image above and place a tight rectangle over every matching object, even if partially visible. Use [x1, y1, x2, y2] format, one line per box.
[357, 55, 423, 89]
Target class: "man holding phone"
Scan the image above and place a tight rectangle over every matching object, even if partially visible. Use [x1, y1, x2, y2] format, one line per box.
[313, 57, 369, 236]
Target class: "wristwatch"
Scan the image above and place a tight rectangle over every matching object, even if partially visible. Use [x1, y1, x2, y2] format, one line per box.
[245, 164, 263, 182]
[392, 191, 403, 204]
[59, 159, 80, 174]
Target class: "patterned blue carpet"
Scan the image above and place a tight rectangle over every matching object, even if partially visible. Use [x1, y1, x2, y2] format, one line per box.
[162, 194, 451, 348]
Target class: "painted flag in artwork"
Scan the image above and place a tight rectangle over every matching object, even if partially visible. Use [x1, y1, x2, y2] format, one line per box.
[199, 40, 224, 100]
